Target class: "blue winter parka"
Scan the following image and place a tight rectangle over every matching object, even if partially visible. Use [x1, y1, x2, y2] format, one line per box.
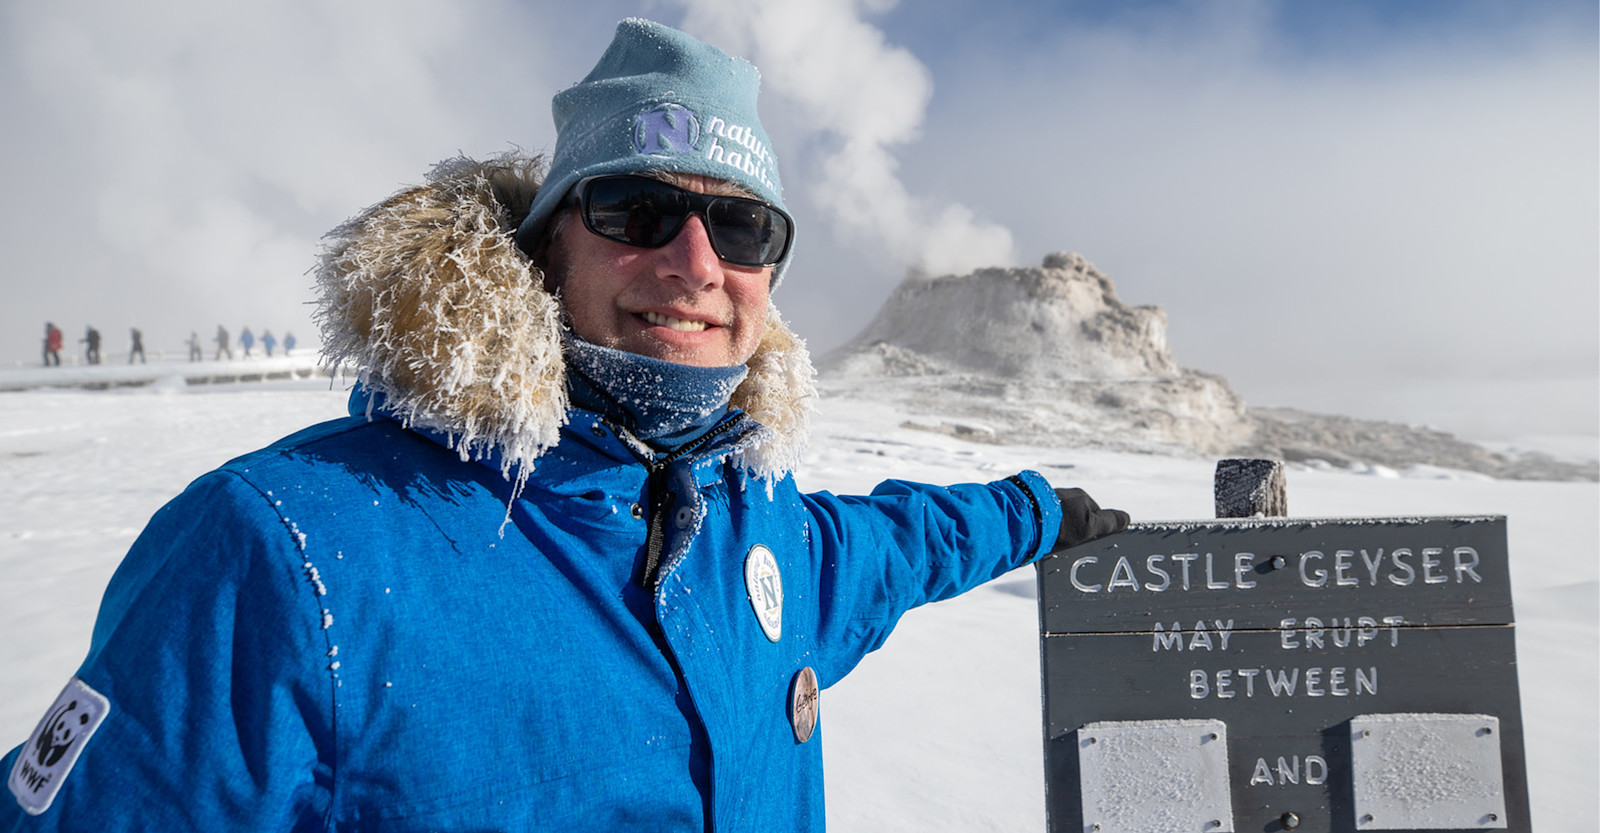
[1, 398, 1061, 831]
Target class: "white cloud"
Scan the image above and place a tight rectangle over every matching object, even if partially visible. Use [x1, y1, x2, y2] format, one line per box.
[0, 0, 569, 356]
[1, 0, 1590, 440]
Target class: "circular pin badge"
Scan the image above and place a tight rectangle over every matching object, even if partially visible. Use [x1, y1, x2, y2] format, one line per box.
[789, 666, 819, 744]
[744, 544, 783, 642]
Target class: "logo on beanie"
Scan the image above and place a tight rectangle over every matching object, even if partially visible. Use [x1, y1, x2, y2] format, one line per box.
[634, 103, 701, 157]
[631, 103, 779, 194]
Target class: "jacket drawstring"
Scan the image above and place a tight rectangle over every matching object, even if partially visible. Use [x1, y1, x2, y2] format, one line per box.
[635, 414, 748, 591]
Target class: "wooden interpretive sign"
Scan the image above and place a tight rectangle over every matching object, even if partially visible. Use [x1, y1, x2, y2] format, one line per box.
[1036, 516, 1530, 833]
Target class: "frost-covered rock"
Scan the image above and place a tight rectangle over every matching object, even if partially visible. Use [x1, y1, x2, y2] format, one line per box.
[820, 251, 1599, 481]
[1239, 408, 1598, 482]
[820, 252, 1252, 455]
[836, 252, 1176, 380]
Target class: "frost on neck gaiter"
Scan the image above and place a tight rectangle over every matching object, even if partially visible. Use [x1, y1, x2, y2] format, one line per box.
[565, 338, 749, 441]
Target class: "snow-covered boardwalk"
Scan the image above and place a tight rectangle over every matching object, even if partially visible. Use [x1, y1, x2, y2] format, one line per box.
[0, 356, 332, 392]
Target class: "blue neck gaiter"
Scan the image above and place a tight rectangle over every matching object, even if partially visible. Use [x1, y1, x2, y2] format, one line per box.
[565, 338, 749, 451]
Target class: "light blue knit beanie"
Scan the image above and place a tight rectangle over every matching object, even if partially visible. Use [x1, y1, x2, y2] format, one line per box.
[518, 19, 790, 276]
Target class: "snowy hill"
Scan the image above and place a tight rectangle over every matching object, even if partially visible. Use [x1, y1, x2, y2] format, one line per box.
[822, 252, 1597, 481]
[0, 383, 1593, 830]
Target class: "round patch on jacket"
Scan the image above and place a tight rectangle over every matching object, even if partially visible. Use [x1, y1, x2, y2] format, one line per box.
[8, 677, 110, 815]
[789, 666, 819, 744]
[744, 544, 783, 643]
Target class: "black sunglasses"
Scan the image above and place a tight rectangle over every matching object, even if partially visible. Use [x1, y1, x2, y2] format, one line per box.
[563, 175, 794, 268]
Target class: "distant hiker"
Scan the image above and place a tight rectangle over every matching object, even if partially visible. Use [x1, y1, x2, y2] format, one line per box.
[261, 329, 277, 357]
[42, 322, 62, 366]
[0, 20, 1129, 830]
[214, 324, 232, 360]
[80, 326, 101, 365]
[128, 328, 146, 364]
[239, 326, 255, 358]
[283, 331, 296, 356]
[187, 331, 203, 362]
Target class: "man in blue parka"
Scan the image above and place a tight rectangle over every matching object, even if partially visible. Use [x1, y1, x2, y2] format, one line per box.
[2, 19, 1126, 831]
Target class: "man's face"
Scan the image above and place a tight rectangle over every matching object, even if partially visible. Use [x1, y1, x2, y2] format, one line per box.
[545, 173, 772, 368]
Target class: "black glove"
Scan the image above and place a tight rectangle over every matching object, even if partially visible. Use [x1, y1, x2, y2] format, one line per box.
[1053, 487, 1130, 552]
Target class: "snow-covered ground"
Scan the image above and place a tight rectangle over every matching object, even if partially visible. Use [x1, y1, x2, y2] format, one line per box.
[0, 382, 1594, 829]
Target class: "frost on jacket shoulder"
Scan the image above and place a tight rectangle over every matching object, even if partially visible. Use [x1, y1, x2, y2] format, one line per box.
[312, 152, 816, 489]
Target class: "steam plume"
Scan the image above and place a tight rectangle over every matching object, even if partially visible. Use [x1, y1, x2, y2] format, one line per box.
[675, 0, 1016, 278]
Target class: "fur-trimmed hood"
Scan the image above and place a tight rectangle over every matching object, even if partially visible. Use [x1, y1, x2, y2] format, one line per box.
[313, 153, 815, 485]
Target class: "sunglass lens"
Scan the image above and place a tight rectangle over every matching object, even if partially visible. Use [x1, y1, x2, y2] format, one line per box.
[585, 179, 686, 247]
[707, 199, 789, 266]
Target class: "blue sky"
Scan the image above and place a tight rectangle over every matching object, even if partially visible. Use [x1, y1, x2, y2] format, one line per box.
[880, 0, 1596, 59]
[2, 0, 1594, 443]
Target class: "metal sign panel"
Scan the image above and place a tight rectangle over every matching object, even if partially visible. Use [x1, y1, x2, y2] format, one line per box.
[1077, 718, 1234, 833]
[1349, 713, 1508, 830]
[1037, 516, 1530, 833]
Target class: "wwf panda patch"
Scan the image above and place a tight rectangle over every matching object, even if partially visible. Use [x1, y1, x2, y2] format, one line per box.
[8, 677, 109, 815]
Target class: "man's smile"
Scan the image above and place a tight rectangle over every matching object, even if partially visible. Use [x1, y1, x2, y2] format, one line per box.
[640, 310, 712, 333]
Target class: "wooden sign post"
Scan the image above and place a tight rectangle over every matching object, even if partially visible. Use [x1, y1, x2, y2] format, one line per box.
[1036, 462, 1530, 832]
